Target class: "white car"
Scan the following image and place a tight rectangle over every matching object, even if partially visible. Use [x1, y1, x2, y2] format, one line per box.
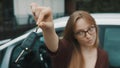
[0, 39, 11, 45]
[0, 13, 120, 68]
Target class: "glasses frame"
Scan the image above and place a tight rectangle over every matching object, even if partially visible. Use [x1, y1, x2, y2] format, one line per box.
[74, 25, 96, 38]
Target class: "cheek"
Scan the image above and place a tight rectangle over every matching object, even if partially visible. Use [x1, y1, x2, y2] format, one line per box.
[93, 33, 97, 40]
[91, 33, 97, 45]
[75, 35, 97, 45]
[75, 37, 85, 45]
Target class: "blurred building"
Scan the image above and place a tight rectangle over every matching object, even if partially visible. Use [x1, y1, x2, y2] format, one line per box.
[0, 0, 65, 40]
[0, 0, 120, 40]
[14, 0, 65, 25]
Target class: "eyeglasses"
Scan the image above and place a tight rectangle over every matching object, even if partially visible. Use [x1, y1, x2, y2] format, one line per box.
[74, 25, 96, 38]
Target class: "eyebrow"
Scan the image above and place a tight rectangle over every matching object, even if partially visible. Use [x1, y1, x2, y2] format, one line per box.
[74, 30, 85, 34]
[75, 25, 95, 32]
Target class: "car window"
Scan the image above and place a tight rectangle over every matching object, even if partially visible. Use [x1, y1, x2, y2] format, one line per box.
[103, 27, 120, 67]
[98, 25, 105, 48]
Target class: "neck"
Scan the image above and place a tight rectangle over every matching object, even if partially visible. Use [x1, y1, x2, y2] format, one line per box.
[80, 45, 96, 53]
[80, 45, 97, 61]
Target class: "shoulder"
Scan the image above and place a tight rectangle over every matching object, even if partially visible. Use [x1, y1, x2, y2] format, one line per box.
[98, 48, 108, 56]
[97, 48, 108, 60]
[59, 39, 69, 46]
[59, 38, 73, 49]
[96, 48, 109, 68]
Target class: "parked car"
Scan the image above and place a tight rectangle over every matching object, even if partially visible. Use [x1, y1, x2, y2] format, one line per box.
[0, 13, 120, 68]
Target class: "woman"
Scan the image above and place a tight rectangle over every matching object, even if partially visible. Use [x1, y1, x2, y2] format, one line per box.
[31, 3, 109, 68]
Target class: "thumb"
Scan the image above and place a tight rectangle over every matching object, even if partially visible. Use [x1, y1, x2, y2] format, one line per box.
[38, 21, 53, 30]
[37, 22, 47, 29]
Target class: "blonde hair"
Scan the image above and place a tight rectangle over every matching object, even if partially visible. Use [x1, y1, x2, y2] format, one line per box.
[68, 47, 84, 68]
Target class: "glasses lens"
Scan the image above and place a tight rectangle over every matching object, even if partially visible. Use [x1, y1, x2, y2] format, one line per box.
[88, 26, 95, 34]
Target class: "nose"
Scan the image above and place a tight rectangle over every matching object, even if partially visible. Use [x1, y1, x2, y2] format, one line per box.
[85, 32, 91, 39]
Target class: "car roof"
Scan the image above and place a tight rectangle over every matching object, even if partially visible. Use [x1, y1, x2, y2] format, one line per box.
[54, 13, 120, 28]
[92, 13, 120, 25]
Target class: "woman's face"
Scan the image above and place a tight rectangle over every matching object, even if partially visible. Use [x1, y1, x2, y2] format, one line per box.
[74, 18, 96, 47]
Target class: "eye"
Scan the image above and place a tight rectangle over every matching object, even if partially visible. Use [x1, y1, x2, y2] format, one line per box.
[88, 26, 95, 33]
[76, 31, 85, 36]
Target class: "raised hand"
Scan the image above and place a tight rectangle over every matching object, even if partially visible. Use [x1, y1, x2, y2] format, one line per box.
[30, 3, 59, 52]
[30, 3, 54, 31]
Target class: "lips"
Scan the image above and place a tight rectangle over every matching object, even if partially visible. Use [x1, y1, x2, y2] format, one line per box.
[87, 39, 93, 44]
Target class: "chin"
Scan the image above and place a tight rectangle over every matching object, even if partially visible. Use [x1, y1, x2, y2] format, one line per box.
[86, 42, 94, 47]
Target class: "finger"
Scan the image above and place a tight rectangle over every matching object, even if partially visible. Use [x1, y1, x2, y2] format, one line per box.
[30, 3, 39, 13]
[30, 3, 45, 16]
[30, 3, 38, 21]
[34, 7, 44, 22]
[31, 3, 46, 23]
[37, 7, 51, 24]
[37, 22, 46, 29]
[34, 7, 45, 24]
[35, 7, 43, 17]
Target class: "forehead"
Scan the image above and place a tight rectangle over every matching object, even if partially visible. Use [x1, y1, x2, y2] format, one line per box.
[74, 18, 92, 30]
